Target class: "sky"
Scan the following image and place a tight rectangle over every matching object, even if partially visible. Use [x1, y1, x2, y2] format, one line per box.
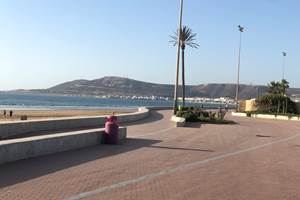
[0, 0, 299, 90]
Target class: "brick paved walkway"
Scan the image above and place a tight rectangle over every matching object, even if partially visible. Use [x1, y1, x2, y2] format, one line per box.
[1, 110, 300, 200]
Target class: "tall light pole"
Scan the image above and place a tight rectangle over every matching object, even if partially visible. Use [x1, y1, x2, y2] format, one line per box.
[173, 0, 183, 114]
[235, 25, 244, 112]
[282, 51, 287, 80]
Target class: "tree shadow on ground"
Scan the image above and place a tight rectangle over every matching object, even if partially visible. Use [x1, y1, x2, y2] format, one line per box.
[0, 138, 161, 188]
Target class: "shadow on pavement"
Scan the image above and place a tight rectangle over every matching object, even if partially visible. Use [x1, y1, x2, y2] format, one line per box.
[0, 138, 161, 188]
[149, 145, 214, 152]
[256, 134, 272, 138]
[184, 122, 202, 128]
[121, 111, 164, 126]
[184, 120, 238, 129]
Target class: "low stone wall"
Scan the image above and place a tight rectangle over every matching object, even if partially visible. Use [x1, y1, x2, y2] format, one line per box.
[232, 112, 300, 121]
[147, 106, 173, 111]
[117, 107, 150, 123]
[231, 112, 247, 117]
[0, 106, 175, 165]
[0, 107, 150, 139]
[0, 127, 127, 165]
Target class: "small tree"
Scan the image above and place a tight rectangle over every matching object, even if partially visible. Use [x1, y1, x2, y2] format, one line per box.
[279, 79, 289, 94]
[268, 79, 289, 95]
[170, 26, 199, 107]
[258, 79, 295, 114]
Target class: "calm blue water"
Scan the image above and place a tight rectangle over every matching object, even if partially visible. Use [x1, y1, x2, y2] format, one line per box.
[0, 92, 230, 110]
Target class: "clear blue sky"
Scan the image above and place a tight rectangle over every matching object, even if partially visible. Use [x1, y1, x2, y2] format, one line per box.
[0, 0, 299, 90]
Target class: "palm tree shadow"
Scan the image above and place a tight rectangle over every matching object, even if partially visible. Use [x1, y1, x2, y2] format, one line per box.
[0, 138, 161, 188]
[149, 145, 214, 152]
[256, 134, 272, 138]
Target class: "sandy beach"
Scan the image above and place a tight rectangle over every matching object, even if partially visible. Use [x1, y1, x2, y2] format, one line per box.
[0, 109, 132, 122]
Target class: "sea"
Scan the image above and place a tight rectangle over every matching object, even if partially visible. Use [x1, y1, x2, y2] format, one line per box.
[0, 92, 233, 110]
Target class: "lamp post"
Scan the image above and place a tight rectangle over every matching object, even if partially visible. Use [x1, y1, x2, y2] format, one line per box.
[282, 51, 287, 80]
[235, 25, 244, 112]
[173, 0, 184, 114]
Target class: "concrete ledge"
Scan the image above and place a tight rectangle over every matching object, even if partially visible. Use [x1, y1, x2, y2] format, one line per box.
[146, 106, 173, 111]
[0, 127, 127, 165]
[171, 116, 186, 127]
[291, 116, 300, 121]
[117, 107, 150, 123]
[231, 112, 247, 117]
[0, 107, 149, 139]
[252, 114, 276, 119]
[233, 112, 300, 121]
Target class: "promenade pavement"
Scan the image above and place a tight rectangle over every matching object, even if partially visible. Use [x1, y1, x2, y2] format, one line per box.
[1, 110, 300, 200]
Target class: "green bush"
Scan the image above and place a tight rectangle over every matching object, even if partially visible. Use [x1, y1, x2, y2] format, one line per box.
[199, 111, 209, 118]
[176, 106, 234, 124]
[177, 109, 209, 119]
[256, 94, 297, 114]
[181, 112, 199, 122]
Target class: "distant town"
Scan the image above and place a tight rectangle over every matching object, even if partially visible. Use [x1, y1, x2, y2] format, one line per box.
[96, 95, 235, 104]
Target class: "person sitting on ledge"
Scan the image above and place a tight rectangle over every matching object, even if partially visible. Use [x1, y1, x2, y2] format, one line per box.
[9, 110, 13, 118]
[3, 110, 6, 118]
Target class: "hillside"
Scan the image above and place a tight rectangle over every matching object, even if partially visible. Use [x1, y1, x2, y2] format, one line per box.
[44, 76, 271, 99]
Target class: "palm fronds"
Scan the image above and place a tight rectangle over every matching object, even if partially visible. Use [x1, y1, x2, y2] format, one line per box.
[169, 26, 199, 49]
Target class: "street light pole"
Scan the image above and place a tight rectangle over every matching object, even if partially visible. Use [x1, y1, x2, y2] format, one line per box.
[235, 25, 244, 112]
[282, 51, 287, 80]
[173, 0, 183, 114]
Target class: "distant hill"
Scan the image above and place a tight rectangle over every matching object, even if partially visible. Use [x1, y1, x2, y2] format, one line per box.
[37, 76, 271, 99]
[8, 76, 300, 99]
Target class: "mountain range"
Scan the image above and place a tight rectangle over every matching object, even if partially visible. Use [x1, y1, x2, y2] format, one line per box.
[11, 76, 300, 99]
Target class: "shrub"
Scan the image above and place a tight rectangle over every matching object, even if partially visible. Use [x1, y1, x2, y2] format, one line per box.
[256, 94, 297, 114]
[181, 112, 198, 122]
[199, 111, 209, 118]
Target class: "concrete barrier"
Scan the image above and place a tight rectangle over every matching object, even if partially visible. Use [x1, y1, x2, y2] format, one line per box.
[291, 116, 300, 121]
[231, 112, 247, 117]
[171, 116, 186, 127]
[147, 106, 173, 111]
[0, 107, 150, 139]
[0, 127, 127, 165]
[232, 112, 300, 121]
[252, 114, 276, 119]
[276, 115, 289, 120]
[117, 107, 150, 123]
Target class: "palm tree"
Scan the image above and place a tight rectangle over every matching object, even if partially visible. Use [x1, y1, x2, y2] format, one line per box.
[267, 79, 290, 114]
[268, 81, 280, 94]
[170, 26, 199, 107]
[280, 79, 289, 94]
[268, 79, 289, 95]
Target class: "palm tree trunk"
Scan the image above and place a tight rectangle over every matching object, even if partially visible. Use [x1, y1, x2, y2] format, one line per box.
[181, 48, 185, 107]
[173, 0, 184, 115]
